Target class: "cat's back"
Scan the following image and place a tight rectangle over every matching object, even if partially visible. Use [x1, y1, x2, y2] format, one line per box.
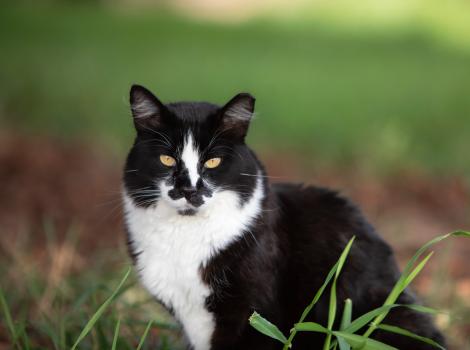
[272, 182, 393, 262]
[272, 182, 378, 241]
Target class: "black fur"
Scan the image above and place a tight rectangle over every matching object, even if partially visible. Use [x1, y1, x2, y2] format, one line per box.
[123, 85, 445, 350]
[202, 183, 446, 349]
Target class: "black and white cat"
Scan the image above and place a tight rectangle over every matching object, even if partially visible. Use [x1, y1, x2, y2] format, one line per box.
[122, 85, 445, 350]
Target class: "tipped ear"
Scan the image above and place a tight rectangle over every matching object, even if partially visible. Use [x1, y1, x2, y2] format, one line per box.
[129, 84, 165, 132]
[219, 93, 255, 139]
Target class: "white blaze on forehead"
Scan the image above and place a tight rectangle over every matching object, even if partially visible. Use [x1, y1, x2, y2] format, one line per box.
[181, 133, 200, 187]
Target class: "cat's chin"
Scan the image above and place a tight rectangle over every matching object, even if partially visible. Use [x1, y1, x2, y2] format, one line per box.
[177, 208, 197, 216]
[165, 199, 202, 216]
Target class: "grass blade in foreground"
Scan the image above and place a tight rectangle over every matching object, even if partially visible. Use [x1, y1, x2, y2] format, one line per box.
[249, 311, 288, 344]
[111, 317, 121, 350]
[136, 320, 154, 350]
[282, 261, 338, 349]
[339, 299, 352, 331]
[71, 267, 131, 350]
[281, 237, 356, 350]
[294, 322, 329, 333]
[376, 324, 445, 350]
[345, 303, 438, 334]
[364, 231, 470, 338]
[338, 299, 352, 350]
[323, 237, 356, 350]
[333, 332, 398, 350]
[0, 286, 20, 349]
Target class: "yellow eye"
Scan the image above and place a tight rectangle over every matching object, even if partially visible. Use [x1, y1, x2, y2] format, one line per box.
[204, 157, 222, 169]
[160, 155, 176, 167]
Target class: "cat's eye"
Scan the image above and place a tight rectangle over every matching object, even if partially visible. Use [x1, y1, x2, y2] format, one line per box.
[204, 157, 222, 169]
[160, 155, 176, 167]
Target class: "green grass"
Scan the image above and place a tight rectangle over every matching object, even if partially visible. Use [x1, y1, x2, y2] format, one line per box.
[1, 226, 468, 349]
[0, 227, 183, 350]
[1, 5, 470, 175]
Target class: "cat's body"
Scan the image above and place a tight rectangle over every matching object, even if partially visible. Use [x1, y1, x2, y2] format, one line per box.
[123, 85, 445, 350]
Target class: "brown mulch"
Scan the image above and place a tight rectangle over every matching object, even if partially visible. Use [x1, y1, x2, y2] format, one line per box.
[0, 131, 123, 253]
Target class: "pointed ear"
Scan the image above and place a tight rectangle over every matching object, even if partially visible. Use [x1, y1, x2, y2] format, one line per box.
[219, 93, 255, 139]
[129, 84, 165, 132]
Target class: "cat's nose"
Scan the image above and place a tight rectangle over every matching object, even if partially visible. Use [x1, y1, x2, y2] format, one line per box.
[181, 186, 197, 199]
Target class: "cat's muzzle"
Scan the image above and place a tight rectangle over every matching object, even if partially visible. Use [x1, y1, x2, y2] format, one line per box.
[168, 186, 209, 208]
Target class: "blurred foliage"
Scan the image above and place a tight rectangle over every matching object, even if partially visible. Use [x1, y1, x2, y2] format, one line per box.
[0, 3, 469, 175]
[0, 227, 183, 349]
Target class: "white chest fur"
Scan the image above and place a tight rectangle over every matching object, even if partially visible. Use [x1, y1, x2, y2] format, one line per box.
[123, 177, 263, 350]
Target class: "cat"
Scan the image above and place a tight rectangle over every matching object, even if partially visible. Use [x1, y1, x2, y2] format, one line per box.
[122, 85, 446, 350]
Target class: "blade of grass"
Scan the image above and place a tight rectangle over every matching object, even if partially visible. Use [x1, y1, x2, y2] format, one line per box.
[136, 320, 153, 350]
[340, 298, 352, 330]
[338, 299, 352, 350]
[364, 251, 433, 337]
[337, 336, 350, 350]
[324, 282, 338, 350]
[403, 252, 434, 286]
[323, 237, 356, 350]
[405, 304, 441, 315]
[282, 261, 339, 349]
[293, 322, 330, 333]
[15, 321, 31, 350]
[0, 286, 20, 349]
[249, 312, 288, 344]
[71, 267, 131, 350]
[346, 304, 399, 334]
[18, 325, 31, 350]
[393, 231, 467, 287]
[376, 324, 445, 350]
[345, 303, 439, 334]
[364, 230, 470, 338]
[298, 262, 339, 321]
[283, 237, 356, 350]
[112, 317, 121, 350]
[333, 331, 398, 350]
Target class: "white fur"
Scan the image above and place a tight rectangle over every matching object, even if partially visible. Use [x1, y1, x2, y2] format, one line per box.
[181, 133, 200, 187]
[225, 104, 253, 121]
[132, 97, 158, 119]
[123, 175, 264, 350]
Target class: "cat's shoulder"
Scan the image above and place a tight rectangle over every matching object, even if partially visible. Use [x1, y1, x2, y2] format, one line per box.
[272, 182, 356, 213]
[271, 182, 380, 240]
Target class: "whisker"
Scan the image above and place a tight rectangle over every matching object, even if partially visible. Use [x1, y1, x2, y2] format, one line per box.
[134, 138, 172, 149]
[245, 229, 262, 249]
[133, 123, 173, 147]
[239, 173, 284, 179]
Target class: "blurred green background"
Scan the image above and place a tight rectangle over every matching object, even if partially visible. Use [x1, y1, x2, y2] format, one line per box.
[1, 0, 470, 175]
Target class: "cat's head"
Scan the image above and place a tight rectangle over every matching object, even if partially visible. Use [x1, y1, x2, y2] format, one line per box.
[123, 85, 261, 216]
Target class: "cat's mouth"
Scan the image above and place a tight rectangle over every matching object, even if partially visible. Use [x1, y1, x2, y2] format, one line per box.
[168, 188, 206, 207]
[160, 182, 213, 215]
[178, 208, 197, 216]
[167, 195, 203, 216]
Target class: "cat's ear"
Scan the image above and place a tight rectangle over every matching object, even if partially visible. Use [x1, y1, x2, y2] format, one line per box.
[219, 93, 255, 139]
[129, 84, 166, 132]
